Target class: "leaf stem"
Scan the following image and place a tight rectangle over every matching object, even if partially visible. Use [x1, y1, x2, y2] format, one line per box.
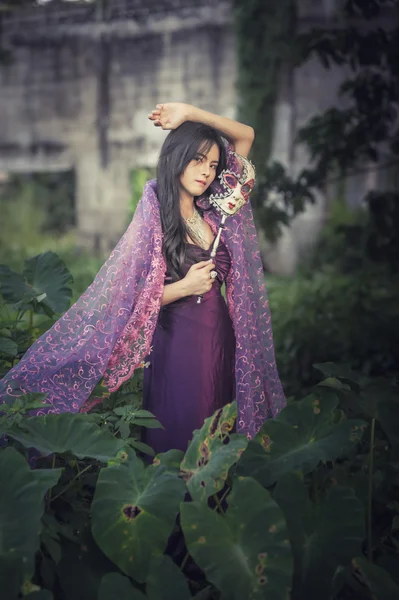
[46, 454, 57, 508]
[213, 493, 224, 514]
[180, 551, 190, 572]
[218, 484, 231, 508]
[50, 464, 92, 503]
[367, 418, 376, 562]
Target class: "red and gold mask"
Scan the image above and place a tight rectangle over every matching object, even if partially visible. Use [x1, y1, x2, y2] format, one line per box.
[209, 152, 256, 216]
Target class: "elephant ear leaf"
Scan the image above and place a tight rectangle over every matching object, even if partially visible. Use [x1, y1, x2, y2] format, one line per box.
[180, 402, 247, 502]
[146, 555, 191, 600]
[98, 573, 146, 600]
[237, 392, 367, 487]
[274, 473, 365, 600]
[0, 336, 18, 357]
[0, 448, 62, 583]
[352, 557, 399, 600]
[0, 252, 72, 314]
[6, 413, 125, 462]
[181, 476, 293, 600]
[23, 252, 73, 314]
[92, 448, 186, 584]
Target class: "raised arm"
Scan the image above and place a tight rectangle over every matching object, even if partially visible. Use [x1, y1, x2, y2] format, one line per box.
[148, 103, 255, 157]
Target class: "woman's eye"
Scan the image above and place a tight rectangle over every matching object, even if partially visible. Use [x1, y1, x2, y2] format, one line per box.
[242, 184, 251, 193]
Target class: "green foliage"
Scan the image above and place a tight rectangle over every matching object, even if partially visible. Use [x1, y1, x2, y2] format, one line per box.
[274, 473, 365, 600]
[0, 448, 62, 580]
[145, 555, 191, 600]
[300, 190, 399, 276]
[0, 252, 73, 316]
[237, 390, 367, 487]
[1, 254, 399, 598]
[92, 448, 186, 582]
[0, 252, 74, 383]
[296, 0, 399, 183]
[352, 557, 399, 600]
[234, 0, 399, 244]
[6, 414, 126, 462]
[181, 476, 292, 600]
[98, 572, 146, 600]
[180, 402, 247, 502]
[130, 168, 155, 220]
[269, 268, 399, 397]
[0, 173, 75, 237]
[284, 0, 399, 220]
[233, 0, 298, 240]
[1, 371, 399, 598]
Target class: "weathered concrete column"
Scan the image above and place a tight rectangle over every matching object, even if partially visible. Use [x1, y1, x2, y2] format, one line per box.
[74, 152, 131, 254]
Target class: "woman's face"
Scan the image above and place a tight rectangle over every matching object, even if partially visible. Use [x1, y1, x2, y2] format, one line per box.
[179, 142, 220, 198]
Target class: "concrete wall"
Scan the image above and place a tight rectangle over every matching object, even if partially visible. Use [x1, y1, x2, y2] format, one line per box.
[0, 1, 236, 252]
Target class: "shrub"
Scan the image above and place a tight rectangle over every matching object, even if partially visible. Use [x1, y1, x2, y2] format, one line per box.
[269, 267, 399, 397]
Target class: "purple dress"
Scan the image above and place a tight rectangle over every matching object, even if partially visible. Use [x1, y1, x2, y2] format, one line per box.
[142, 240, 236, 455]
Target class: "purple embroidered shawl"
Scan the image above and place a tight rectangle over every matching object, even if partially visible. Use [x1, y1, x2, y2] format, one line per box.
[0, 148, 285, 439]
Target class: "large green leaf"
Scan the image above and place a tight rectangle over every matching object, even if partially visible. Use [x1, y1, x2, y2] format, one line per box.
[23, 252, 73, 313]
[313, 362, 361, 385]
[0, 448, 62, 580]
[353, 557, 399, 600]
[236, 393, 367, 487]
[152, 449, 185, 473]
[0, 335, 18, 357]
[0, 252, 72, 314]
[6, 413, 125, 462]
[181, 476, 293, 600]
[274, 473, 365, 600]
[56, 529, 119, 600]
[0, 265, 34, 306]
[146, 555, 191, 600]
[180, 402, 248, 502]
[0, 556, 24, 600]
[98, 573, 146, 600]
[91, 448, 186, 583]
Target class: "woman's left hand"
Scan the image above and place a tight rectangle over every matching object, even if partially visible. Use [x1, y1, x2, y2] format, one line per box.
[148, 102, 192, 130]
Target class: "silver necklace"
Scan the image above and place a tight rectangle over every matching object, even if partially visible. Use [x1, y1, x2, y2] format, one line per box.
[183, 208, 209, 250]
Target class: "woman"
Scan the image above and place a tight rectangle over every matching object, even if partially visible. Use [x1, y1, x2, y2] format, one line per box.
[143, 103, 249, 453]
[0, 102, 285, 453]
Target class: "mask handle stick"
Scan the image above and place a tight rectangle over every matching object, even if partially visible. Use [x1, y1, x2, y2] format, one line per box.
[197, 214, 227, 305]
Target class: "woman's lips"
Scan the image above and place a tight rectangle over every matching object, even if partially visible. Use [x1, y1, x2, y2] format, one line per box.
[196, 180, 206, 186]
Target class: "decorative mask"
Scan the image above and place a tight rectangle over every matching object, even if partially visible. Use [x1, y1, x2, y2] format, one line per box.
[209, 152, 256, 217]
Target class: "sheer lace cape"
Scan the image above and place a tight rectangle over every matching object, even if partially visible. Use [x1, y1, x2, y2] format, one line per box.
[0, 149, 285, 439]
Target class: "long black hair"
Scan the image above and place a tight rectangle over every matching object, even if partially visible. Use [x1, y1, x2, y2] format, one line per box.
[156, 121, 227, 281]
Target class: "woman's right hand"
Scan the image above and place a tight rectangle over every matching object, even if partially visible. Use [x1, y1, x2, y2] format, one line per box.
[182, 260, 217, 296]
